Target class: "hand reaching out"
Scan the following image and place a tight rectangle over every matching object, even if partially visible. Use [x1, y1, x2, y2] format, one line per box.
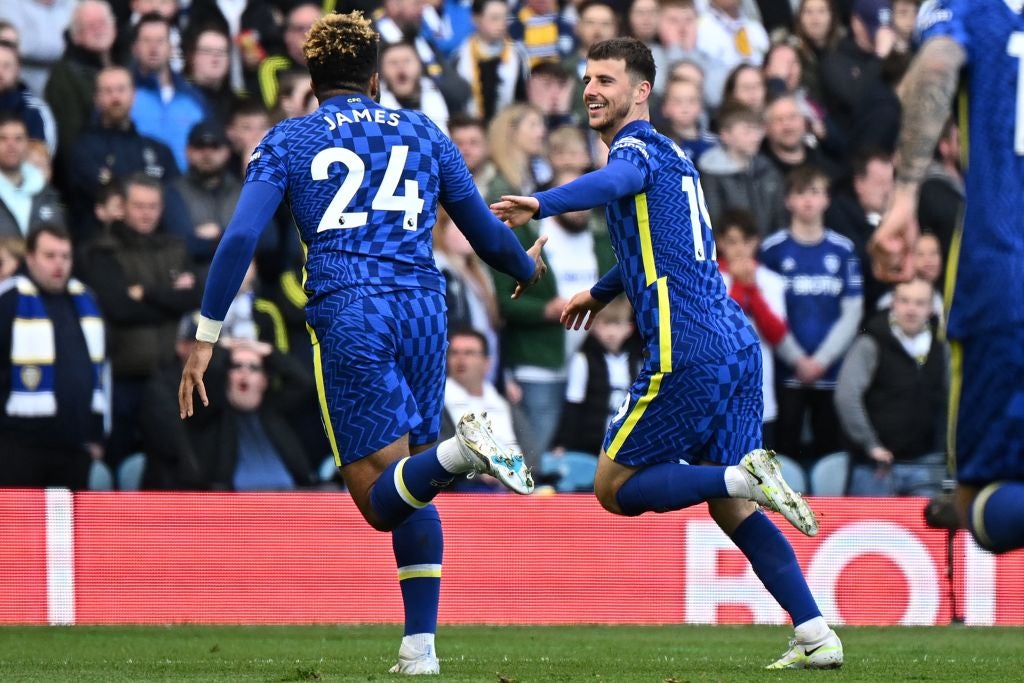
[560, 289, 607, 331]
[491, 195, 540, 228]
[512, 235, 548, 299]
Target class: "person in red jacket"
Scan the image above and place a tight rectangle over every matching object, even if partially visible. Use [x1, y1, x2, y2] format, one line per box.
[716, 209, 787, 447]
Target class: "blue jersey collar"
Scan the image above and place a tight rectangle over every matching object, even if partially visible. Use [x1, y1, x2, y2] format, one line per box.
[321, 92, 379, 109]
[611, 119, 653, 145]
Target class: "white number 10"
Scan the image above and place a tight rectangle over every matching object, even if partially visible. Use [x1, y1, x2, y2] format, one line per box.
[311, 145, 424, 232]
[682, 175, 713, 261]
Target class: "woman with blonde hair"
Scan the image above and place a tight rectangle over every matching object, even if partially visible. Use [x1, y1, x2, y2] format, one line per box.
[485, 103, 548, 204]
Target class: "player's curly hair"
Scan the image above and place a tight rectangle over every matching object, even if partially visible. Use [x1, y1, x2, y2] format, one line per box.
[303, 11, 379, 95]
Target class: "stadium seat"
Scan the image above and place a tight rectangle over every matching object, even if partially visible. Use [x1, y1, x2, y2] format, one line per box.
[539, 451, 598, 492]
[811, 451, 850, 496]
[88, 460, 114, 491]
[117, 453, 147, 491]
[775, 453, 808, 494]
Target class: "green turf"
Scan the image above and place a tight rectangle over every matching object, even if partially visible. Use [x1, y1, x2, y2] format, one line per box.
[0, 624, 1021, 682]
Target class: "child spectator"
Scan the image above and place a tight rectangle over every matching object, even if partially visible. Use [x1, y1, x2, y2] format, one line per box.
[660, 78, 717, 165]
[698, 105, 786, 234]
[716, 209, 788, 447]
[760, 165, 863, 466]
[875, 232, 945, 323]
[546, 297, 642, 490]
[547, 125, 592, 177]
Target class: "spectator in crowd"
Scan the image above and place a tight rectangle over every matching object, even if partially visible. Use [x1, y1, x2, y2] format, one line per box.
[452, 0, 528, 124]
[183, 25, 238, 128]
[526, 61, 578, 130]
[0, 21, 15, 48]
[627, 0, 659, 46]
[793, 0, 843, 105]
[448, 114, 495, 195]
[490, 168, 616, 455]
[0, 223, 107, 490]
[44, 0, 118, 192]
[835, 277, 947, 497]
[916, 118, 962, 263]
[549, 296, 641, 464]
[0, 114, 65, 239]
[0, 234, 24, 280]
[179, 0, 283, 95]
[716, 208, 788, 446]
[0, 0, 77, 96]
[660, 77, 717, 164]
[130, 13, 208, 171]
[761, 40, 832, 147]
[252, 2, 321, 111]
[665, 58, 707, 97]
[432, 208, 499, 358]
[67, 66, 182, 243]
[0, 41, 57, 156]
[113, 0, 186, 71]
[760, 165, 863, 466]
[422, 0, 475, 60]
[173, 120, 242, 263]
[91, 180, 125, 239]
[562, 0, 621, 128]
[79, 173, 202, 470]
[719, 63, 767, 116]
[649, 0, 704, 96]
[186, 338, 316, 491]
[820, 0, 901, 156]
[440, 327, 535, 490]
[824, 149, 894, 313]
[220, 260, 289, 352]
[225, 97, 271, 177]
[698, 104, 786, 234]
[485, 103, 549, 200]
[375, 0, 471, 113]
[697, 0, 770, 108]
[269, 68, 317, 123]
[890, 0, 919, 56]
[378, 41, 450, 133]
[875, 232, 944, 322]
[508, 0, 576, 68]
[761, 93, 840, 180]
[547, 125, 593, 176]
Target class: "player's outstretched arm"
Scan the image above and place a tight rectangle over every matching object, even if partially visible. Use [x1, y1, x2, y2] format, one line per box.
[490, 195, 539, 228]
[445, 192, 538, 285]
[871, 35, 965, 282]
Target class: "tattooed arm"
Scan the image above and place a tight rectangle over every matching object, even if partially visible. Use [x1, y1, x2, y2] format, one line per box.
[870, 36, 967, 282]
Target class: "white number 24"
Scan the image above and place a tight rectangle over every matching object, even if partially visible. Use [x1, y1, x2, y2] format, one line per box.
[311, 145, 424, 232]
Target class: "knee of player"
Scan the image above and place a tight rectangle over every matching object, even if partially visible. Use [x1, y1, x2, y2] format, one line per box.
[594, 482, 625, 515]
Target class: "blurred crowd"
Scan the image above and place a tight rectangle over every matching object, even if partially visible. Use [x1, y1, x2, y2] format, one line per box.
[0, 0, 958, 496]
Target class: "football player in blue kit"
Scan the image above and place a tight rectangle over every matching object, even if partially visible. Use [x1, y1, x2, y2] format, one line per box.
[178, 12, 547, 675]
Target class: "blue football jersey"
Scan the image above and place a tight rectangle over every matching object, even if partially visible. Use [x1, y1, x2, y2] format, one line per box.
[603, 120, 757, 369]
[760, 229, 862, 386]
[245, 93, 478, 306]
[917, 0, 1024, 337]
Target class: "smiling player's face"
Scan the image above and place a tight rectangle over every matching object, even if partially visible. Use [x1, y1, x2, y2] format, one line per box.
[582, 58, 643, 139]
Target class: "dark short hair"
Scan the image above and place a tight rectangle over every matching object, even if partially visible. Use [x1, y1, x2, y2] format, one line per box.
[530, 61, 571, 82]
[0, 110, 26, 131]
[304, 11, 380, 95]
[471, 0, 507, 15]
[785, 164, 830, 195]
[448, 326, 489, 356]
[850, 147, 893, 179]
[447, 113, 486, 135]
[26, 223, 72, 253]
[717, 208, 759, 240]
[132, 12, 170, 44]
[716, 103, 762, 130]
[123, 172, 164, 196]
[587, 37, 655, 86]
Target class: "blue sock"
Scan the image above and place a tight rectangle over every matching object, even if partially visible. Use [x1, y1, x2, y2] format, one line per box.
[369, 447, 456, 529]
[392, 504, 443, 636]
[615, 462, 729, 516]
[731, 510, 821, 626]
[970, 482, 1024, 553]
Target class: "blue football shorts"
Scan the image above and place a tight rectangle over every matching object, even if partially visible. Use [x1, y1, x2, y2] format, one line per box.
[950, 324, 1024, 485]
[306, 288, 448, 465]
[603, 342, 763, 467]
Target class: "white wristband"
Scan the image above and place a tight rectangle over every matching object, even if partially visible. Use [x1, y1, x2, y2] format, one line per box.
[195, 315, 223, 343]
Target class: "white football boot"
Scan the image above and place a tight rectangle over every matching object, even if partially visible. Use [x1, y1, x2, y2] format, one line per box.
[389, 640, 440, 675]
[766, 629, 844, 669]
[740, 449, 819, 536]
[455, 412, 535, 494]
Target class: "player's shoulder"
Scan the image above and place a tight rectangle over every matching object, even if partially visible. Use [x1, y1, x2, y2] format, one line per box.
[823, 229, 856, 253]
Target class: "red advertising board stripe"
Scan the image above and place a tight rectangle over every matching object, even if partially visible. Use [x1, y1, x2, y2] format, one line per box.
[1, 492, 1021, 625]
[0, 490, 48, 624]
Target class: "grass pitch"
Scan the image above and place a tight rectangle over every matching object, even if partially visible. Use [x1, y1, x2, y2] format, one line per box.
[0, 624, 1021, 682]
